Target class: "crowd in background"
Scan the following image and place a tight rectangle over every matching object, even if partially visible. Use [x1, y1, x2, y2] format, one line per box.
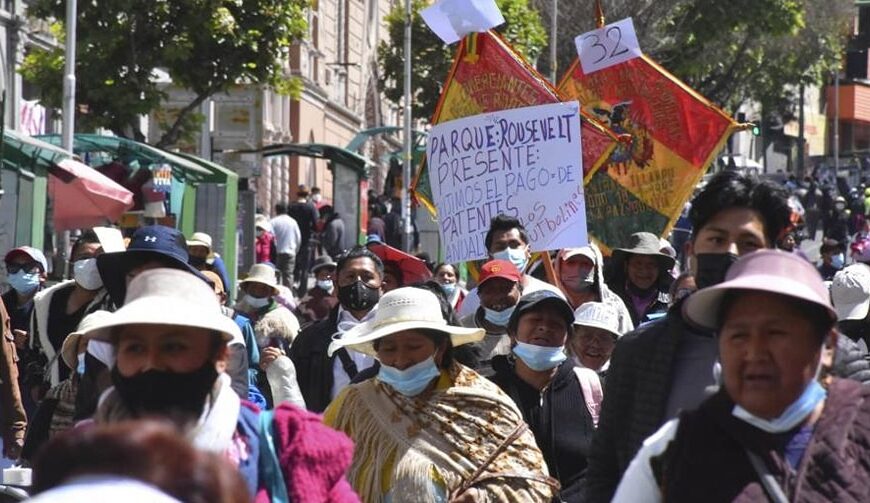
[3, 170, 870, 501]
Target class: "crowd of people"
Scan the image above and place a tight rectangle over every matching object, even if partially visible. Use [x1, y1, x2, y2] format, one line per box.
[3, 170, 870, 501]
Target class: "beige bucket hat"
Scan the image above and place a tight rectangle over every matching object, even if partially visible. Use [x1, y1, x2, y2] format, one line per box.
[82, 268, 241, 343]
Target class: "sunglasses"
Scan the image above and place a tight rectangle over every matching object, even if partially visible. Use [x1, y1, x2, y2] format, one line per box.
[7, 262, 41, 274]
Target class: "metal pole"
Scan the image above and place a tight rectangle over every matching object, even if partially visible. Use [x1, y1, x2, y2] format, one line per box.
[798, 83, 805, 178]
[401, 0, 413, 252]
[550, 0, 558, 83]
[62, 0, 76, 152]
[834, 70, 840, 173]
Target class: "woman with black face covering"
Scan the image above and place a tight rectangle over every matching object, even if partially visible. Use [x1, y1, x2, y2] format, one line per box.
[290, 246, 384, 412]
[81, 268, 358, 501]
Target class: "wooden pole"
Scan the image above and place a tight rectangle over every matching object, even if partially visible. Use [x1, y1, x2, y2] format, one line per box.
[594, 0, 606, 28]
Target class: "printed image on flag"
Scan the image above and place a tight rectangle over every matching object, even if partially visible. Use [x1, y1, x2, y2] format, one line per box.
[413, 30, 619, 215]
[558, 55, 737, 253]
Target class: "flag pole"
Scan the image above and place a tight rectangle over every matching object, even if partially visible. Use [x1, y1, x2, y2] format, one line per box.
[594, 0, 605, 28]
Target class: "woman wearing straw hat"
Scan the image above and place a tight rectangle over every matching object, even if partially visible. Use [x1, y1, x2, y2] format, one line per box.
[614, 250, 870, 502]
[235, 263, 303, 408]
[324, 287, 557, 502]
[81, 268, 357, 501]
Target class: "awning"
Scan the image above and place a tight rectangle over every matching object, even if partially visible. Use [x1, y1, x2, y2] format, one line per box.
[258, 143, 372, 176]
[48, 158, 134, 230]
[36, 134, 212, 181]
[2, 129, 72, 171]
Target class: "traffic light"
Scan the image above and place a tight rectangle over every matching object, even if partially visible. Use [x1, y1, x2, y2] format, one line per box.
[751, 124, 761, 136]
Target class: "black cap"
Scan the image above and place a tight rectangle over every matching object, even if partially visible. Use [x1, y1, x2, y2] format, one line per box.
[97, 225, 209, 306]
[507, 290, 575, 333]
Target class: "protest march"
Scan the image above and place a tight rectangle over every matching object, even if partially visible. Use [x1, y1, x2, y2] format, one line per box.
[1, 0, 869, 502]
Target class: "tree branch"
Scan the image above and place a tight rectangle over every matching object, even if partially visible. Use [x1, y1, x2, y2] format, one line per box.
[155, 90, 211, 148]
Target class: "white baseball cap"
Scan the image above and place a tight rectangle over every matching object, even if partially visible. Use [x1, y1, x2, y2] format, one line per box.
[572, 302, 621, 338]
[831, 264, 870, 321]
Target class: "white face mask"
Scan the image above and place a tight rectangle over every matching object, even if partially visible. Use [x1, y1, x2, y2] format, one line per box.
[312, 193, 323, 203]
[492, 247, 528, 272]
[245, 294, 271, 309]
[316, 279, 334, 292]
[73, 258, 103, 291]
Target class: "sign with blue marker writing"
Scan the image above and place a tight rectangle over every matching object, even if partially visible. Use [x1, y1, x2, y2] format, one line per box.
[428, 101, 586, 263]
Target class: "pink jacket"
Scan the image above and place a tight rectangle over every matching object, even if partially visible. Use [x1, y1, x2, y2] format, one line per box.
[255, 403, 358, 503]
[256, 232, 275, 264]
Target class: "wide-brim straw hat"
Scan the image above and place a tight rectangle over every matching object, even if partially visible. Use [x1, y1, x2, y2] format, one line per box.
[186, 231, 213, 251]
[684, 249, 836, 330]
[611, 232, 676, 271]
[328, 287, 484, 357]
[239, 263, 279, 295]
[82, 268, 241, 343]
[60, 310, 114, 369]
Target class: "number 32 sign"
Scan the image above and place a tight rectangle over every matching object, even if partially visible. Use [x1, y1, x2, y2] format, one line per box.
[575, 17, 642, 75]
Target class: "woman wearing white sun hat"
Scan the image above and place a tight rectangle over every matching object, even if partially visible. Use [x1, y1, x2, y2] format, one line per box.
[324, 286, 558, 502]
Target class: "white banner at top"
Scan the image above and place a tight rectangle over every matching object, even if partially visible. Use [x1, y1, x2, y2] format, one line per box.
[421, 0, 505, 45]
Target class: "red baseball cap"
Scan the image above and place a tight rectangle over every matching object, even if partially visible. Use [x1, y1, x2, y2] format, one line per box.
[478, 259, 522, 287]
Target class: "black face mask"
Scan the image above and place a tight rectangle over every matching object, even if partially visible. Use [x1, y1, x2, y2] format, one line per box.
[338, 279, 380, 312]
[111, 363, 218, 420]
[694, 252, 739, 289]
[189, 256, 207, 268]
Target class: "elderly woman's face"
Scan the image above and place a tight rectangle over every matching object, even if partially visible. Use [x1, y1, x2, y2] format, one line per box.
[569, 326, 616, 371]
[719, 292, 827, 419]
[375, 330, 443, 370]
[116, 324, 221, 377]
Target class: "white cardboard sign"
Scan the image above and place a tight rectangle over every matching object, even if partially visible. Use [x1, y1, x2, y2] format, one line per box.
[575, 17, 642, 74]
[421, 0, 505, 45]
[427, 102, 587, 263]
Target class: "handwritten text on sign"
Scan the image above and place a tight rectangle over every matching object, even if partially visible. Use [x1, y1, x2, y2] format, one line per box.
[428, 102, 587, 263]
[575, 17, 641, 74]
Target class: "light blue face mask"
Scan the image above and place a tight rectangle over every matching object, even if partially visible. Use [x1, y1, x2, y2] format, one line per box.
[316, 279, 334, 292]
[832, 253, 845, 269]
[483, 305, 515, 327]
[7, 270, 40, 295]
[492, 247, 528, 272]
[377, 356, 441, 397]
[76, 353, 86, 375]
[440, 282, 457, 297]
[732, 379, 827, 434]
[513, 341, 567, 371]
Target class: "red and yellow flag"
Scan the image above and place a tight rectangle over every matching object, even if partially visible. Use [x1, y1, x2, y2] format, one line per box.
[412, 30, 619, 215]
[558, 56, 738, 253]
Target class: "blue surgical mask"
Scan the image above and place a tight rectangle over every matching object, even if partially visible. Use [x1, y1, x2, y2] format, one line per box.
[245, 294, 271, 309]
[316, 279, 334, 292]
[492, 247, 528, 272]
[440, 282, 457, 297]
[7, 270, 40, 295]
[512, 341, 567, 371]
[76, 353, 86, 375]
[377, 356, 441, 397]
[832, 253, 845, 269]
[483, 305, 515, 327]
[732, 379, 827, 434]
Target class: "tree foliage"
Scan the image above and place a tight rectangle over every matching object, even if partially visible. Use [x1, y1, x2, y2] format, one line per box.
[20, 0, 309, 147]
[534, 0, 852, 118]
[378, 0, 547, 121]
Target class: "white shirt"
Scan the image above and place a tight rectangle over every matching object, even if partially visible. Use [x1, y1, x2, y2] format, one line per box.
[612, 418, 679, 503]
[270, 214, 301, 255]
[330, 306, 377, 399]
[458, 274, 566, 318]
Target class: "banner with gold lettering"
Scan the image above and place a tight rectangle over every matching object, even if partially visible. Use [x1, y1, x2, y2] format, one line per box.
[412, 30, 619, 216]
[558, 55, 738, 253]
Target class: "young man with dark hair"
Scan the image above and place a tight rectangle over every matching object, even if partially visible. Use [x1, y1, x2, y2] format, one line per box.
[458, 214, 565, 319]
[290, 246, 384, 412]
[584, 171, 793, 502]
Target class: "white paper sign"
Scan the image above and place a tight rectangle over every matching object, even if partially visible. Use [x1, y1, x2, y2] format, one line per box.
[421, 0, 505, 45]
[575, 17, 642, 74]
[428, 102, 587, 263]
